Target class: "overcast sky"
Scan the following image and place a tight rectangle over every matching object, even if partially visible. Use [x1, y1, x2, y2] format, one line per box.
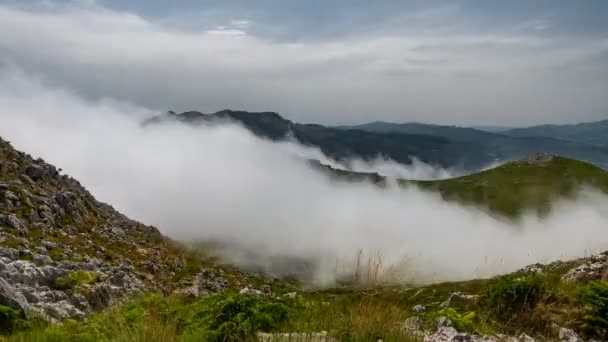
[2, 0, 607, 125]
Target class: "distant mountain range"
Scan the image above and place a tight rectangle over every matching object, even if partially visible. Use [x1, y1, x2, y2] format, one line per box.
[143, 110, 608, 170]
[501, 120, 608, 147]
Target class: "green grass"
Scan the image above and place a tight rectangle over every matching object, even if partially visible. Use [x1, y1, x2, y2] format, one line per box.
[53, 271, 100, 290]
[406, 156, 608, 217]
[1, 248, 603, 341]
[580, 281, 608, 337]
[4, 293, 418, 342]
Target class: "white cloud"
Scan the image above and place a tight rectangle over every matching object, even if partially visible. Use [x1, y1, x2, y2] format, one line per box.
[2, 67, 608, 285]
[230, 19, 251, 29]
[0, 3, 607, 125]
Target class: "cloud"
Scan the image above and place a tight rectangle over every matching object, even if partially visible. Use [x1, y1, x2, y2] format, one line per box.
[2, 66, 608, 286]
[0, 2, 607, 125]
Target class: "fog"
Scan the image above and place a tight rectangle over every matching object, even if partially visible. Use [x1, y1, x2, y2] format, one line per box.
[2, 67, 608, 286]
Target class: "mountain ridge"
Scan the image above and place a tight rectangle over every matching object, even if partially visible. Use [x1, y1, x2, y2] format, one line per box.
[144, 110, 608, 170]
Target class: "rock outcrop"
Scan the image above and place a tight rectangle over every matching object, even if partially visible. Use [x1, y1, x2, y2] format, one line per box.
[562, 252, 608, 283]
[0, 137, 200, 320]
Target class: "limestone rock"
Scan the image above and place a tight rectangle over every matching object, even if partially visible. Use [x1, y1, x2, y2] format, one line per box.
[0, 277, 29, 311]
[440, 292, 478, 308]
[404, 316, 421, 330]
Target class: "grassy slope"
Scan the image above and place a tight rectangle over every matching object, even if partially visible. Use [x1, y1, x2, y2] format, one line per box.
[319, 155, 608, 218]
[408, 156, 608, 218]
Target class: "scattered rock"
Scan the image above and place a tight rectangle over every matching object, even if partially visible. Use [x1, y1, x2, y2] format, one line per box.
[412, 304, 425, 313]
[25, 164, 45, 181]
[257, 331, 335, 342]
[0, 247, 20, 260]
[437, 316, 453, 328]
[0, 277, 29, 311]
[515, 333, 535, 342]
[240, 286, 264, 296]
[519, 263, 543, 274]
[43, 300, 86, 321]
[6, 214, 21, 228]
[440, 292, 478, 308]
[404, 316, 421, 330]
[557, 326, 582, 342]
[562, 252, 608, 283]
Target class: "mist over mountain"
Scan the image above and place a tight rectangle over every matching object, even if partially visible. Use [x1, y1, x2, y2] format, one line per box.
[2, 0, 608, 340]
[146, 110, 608, 171]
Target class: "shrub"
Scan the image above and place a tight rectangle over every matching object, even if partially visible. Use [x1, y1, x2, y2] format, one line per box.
[481, 273, 548, 321]
[436, 308, 476, 332]
[580, 280, 608, 338]
[54, 271, 99, 290]
[0, 305, 26, 334]
[178, 294, 291, 341]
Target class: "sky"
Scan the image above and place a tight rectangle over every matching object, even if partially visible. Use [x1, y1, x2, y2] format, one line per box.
[2, 0, 607, 125]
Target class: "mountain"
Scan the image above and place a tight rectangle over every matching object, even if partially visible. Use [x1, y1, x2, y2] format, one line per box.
[144, 110, 486, 169]
[3, 135, 608, 341]
[145, 110, 608, 170]
[502, 119, 608, 147]
[337, 121, 500, 143]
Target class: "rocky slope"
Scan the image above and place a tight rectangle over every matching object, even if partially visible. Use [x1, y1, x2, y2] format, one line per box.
[0, 136, 232, 321]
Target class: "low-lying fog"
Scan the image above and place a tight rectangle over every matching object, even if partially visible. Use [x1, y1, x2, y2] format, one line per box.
[2, 67, 608, 286]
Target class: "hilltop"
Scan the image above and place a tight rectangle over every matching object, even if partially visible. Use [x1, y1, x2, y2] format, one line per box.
[144, 110, 608, 170]
[413, 154, 608, 218]
[313, 153, 608, 218]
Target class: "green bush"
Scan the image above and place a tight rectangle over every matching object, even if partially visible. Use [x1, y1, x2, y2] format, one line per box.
[436, 308, 476, 332]
[179, 294, 291, 341]
[481, 273, 547, 320]
[0, 305, 26, 334]
[580, 280, 608, 338]
[54, 271, 99, 290]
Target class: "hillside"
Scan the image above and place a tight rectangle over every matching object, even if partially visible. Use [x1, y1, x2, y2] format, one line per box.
[313, 154, 608, 218]
[413, 154, 608, 218]
[504, 120, 608, 147]
[0, 137, 275, 325]
[2, 138, 608, 341]
[144, 110, 608, 170]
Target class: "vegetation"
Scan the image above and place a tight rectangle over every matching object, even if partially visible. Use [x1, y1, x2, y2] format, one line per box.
[411, 156, 608, 217]
[580, 281, 608, 337]
[4, 293, 418, 342]
[435, 309, 476, 333]
[53, 271, 99, 290]
[0, 305, 27, 335]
